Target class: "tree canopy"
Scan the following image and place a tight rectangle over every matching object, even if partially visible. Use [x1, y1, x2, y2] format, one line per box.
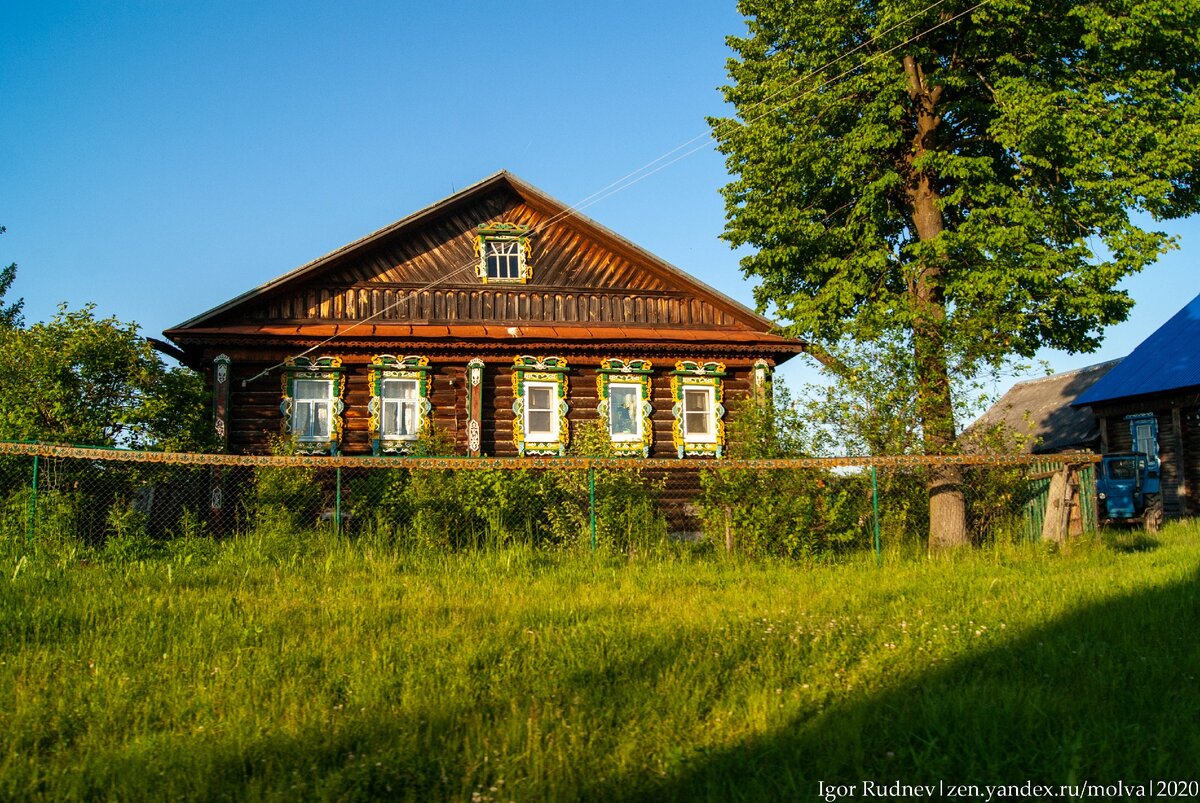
[710, 0, 1200, 546]
[0, 304, 211, 451]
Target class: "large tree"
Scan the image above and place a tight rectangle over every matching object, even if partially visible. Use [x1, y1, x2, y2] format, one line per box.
[710, 0, 1200, 547]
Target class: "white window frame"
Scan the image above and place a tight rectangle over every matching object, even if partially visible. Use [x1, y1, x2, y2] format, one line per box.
[293, 378, 334, 443]
[607, 382, 644, 442]
[524, 380, 560, 441]
[485, 238, 524, 281]
[380, 377, 421, 441]
[681, 385, 717, 444]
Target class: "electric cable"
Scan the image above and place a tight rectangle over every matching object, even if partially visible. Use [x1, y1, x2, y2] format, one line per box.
[243, 0, 990, 385]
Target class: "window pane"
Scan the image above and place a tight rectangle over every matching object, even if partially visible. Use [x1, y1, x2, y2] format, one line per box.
[487, 240, 522, 279]
[528, 410, 554, 435]
[295, 379, 331, 400]
[384, 378, 416, 400]
[294, 402, 311, 437]
[312, 402, 330, 438]
[609, 385, 639, 436]
[399, 400, 416, 436]
[528, 386, 553, 411]
[683, 387, 712, 439]
[383, 400, 400, 436]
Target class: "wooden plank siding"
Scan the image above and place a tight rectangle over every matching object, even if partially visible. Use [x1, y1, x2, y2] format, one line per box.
[251, 285, 742, 328]
[231, 191, 745, 330]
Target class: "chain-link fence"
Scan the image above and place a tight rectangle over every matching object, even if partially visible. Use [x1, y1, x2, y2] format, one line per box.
[0, 442, 1098, 558]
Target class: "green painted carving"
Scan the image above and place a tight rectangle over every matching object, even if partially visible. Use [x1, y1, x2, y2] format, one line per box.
[281, 356, 345, 456]
[597, 357, 654, 457]
[511, 355, 569, 456]
[670, 360, 726, 459]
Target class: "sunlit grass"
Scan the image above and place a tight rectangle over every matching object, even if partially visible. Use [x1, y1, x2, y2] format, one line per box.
[1, 521, 1198, 801]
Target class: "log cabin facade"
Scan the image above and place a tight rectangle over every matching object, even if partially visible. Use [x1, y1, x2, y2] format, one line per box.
[164, 172, 809, 458]
[1072, 292, 1200, 518]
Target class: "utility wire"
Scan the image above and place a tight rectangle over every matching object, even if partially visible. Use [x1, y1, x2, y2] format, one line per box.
[244, 0, 988, 386]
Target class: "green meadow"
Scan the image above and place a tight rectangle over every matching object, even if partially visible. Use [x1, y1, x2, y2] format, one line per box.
[2, 523, 1198, 801]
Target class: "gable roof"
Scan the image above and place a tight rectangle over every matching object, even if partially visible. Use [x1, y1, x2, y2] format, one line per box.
[965, 360, 1120, 453]
[1072, 291, 1200, 407]
[165, 171, 794, 348]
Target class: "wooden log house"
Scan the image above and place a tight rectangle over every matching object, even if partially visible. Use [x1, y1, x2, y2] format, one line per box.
[1071, 291, 1200, 518]
[163, 172, 810, 458]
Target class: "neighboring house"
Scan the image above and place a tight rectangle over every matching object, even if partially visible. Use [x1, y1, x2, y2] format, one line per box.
[966, 360, 1121, 454]
[1071, 292, 1200, 518]
[163, 171, 809, 458]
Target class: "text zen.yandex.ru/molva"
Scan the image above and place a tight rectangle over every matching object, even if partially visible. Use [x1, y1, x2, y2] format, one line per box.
[817, 779, 1199, 800]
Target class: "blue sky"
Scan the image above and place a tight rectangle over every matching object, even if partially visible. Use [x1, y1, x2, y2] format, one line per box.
[2, 0, 1196, 397]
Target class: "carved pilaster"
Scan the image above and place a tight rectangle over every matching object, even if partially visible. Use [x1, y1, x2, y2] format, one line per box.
[212, 354, 231, 452]
[466, 358, 485, 457]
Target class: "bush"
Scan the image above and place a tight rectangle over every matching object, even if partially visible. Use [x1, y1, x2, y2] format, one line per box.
[247, 438, 325, 532]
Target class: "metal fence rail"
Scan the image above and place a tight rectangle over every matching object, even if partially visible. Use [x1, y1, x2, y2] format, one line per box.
[0, 442, 1099, 558]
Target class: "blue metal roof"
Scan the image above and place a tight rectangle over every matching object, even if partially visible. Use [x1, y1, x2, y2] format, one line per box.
[1073, 291, 1200, 407]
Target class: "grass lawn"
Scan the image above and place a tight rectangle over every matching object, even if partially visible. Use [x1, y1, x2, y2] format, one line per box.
[2, 522, 1198, 801]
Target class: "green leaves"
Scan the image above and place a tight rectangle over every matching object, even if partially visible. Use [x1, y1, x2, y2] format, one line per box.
[0, 304, 211, 450]
[712, 0, 1200, 381]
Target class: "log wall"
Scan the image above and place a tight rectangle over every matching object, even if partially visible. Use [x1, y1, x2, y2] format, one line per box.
[207, 348, 764, 459]
[1095, 391, 1200, 517]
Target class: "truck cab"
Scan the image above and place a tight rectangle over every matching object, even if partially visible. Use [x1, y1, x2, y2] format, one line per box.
[1096, 452, 1152, 520]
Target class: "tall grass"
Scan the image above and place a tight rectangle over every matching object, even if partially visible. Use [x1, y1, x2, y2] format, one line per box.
[1, 521, 1198, 801]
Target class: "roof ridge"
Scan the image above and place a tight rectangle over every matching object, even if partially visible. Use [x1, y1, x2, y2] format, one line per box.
[1010, 358, 1123, 388]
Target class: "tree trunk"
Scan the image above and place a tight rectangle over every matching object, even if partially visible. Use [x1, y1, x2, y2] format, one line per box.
[903, 54, 969, 549]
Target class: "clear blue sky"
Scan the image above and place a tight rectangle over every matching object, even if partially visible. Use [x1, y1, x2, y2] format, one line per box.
[2, 0, 1196, 397]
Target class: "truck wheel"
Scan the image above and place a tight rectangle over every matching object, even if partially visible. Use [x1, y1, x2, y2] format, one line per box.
[1144, 494, 1164, 534]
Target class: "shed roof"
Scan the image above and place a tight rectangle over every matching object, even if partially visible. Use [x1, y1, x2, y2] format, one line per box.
[1072, 291, 1200, 407]
[965, 360, 1120, 453]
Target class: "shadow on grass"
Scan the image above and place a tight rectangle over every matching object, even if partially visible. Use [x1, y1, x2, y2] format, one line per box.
[588, 567, 1200, 802]
[1102, 530, 1161, 554]
[21, 555, 1198, 802]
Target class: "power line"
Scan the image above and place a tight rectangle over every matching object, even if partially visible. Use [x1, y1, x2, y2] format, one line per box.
[245, 0, 989, 385]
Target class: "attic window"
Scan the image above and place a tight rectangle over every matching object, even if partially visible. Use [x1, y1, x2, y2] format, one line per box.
[475, 223, 532, 283]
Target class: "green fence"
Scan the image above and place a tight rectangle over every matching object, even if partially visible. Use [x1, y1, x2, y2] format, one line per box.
[0, 442, 1099, 558]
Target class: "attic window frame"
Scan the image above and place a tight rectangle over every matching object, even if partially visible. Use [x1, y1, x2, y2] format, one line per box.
[475, 223, 533, 284]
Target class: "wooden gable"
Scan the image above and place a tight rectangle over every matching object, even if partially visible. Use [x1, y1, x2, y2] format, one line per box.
[166, 172, 802, 360]
[163, 172, 811, 457]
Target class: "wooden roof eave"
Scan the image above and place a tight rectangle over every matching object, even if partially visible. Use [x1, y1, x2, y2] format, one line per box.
[164, 324, 810, 364]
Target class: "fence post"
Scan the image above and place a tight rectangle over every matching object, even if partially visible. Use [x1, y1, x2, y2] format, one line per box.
[871, 465, 881, 567]
[27, 453, 39, 546]
[588, 463, 596, 551]
[335, 466, 342, 535]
